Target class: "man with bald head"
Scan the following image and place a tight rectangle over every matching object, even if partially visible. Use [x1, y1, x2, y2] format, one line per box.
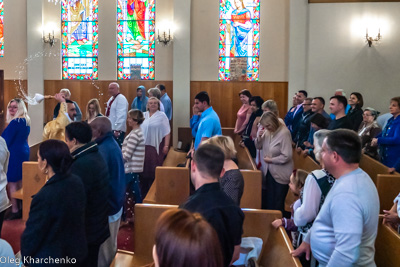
[105, 82, 129, 147]
[90, 117, 125, 267]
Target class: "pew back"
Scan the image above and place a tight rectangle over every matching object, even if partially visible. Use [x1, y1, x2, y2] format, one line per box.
[162, 147, 188, 167]
[121, 204, 300, 267]
[21, 162, 46, 221]
[292, 148, 320, 172]
[375, 217, 400, 267]
[29, 142, 41, 161]
[359, 154, 399, 185]
[240, 170, 262, 209]
[376, 174, 400, 213]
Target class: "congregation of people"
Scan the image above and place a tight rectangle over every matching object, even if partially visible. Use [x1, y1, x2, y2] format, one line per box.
[0, 83, 399, 267]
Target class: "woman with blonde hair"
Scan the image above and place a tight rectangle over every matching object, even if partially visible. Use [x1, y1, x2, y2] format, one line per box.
[254, 111, 293, 212]
[152, 209, 223, 267]
[85, 98, 103, 123]
[140, 97, 170, 197]
[202, 136, 244, 205]
[1, 98, 30, 219]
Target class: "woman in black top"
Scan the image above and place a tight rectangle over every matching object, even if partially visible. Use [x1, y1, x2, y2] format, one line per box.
[21, 140, 87, 266]
[347, 92, 364, 131]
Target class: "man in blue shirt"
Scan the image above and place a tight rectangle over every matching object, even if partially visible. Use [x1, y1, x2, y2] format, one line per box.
[190, 91, 222, 149]
[292, 129, 379, 266]
[157, 84, 172, 120]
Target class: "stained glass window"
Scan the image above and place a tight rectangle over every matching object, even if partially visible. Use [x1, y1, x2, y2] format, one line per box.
[0, 0, 3, 58]
[61, 0, 98, 79]
[117, 0, 155, 80]
[219, 0, 259, 81]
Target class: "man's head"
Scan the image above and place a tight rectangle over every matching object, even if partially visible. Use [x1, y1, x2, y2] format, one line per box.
[311, 97, 325, 113]
[194, 91, 210, 113]
[157, 84, 166, 96]
[108, 82, 120, 97]
[66, 100, 77, 121]
[65, 122, 92, 151]
[321, 129, 361, 177]
[90, 117, 112, 140]
[334, 89, 346, 97]
[191, 144, 225, 189]
[329, 95, 347, 116]
[148, 88, 162, 99]
[302, 98, 313, 113]
[296, 90, 307, 105]
[60, 88, 71, 100]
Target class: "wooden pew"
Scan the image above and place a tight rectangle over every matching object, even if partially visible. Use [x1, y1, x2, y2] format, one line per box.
[15, 162, 46, 221]
[29, 142, 41, 161]
[375, 217, 400, 267]
[143, 148, 190, 205]
[359, 154, 399, 185]
[376, 174, 400, 213]
[111, 204, 301, 267]
[240, 170, 262, 209]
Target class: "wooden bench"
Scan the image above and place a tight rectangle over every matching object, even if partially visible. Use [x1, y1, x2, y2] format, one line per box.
[376, 174, 400, 213]
[143, 147, 190, 205]
[359, 154, 399, 185]
[375, 216, 400, 267]
[111, 204, 301, 267]
[12, 162, 46, 221]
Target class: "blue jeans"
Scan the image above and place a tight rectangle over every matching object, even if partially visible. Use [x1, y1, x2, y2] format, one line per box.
[125, 173, 142, 204]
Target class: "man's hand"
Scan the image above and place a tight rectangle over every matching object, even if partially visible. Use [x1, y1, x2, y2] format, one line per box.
[388, 167, 396, 174]
[264, 156, 272, 163]
[54, 93, 66, 103]
[113, 131, 121, 138]
[291, 241, 311, 260]
[383, 208, 400, 226]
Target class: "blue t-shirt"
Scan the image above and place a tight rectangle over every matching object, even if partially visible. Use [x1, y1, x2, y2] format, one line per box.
[194, 107, 222, 149]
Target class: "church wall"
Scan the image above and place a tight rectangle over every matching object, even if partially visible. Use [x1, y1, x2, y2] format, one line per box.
[289, 1, 400, 115]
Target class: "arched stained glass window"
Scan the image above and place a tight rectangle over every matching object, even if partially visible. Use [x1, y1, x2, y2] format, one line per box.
[0, 0, 3, 58]
[61, 0, 98, 79]
[117, 0, 155, 80]
[219, 0, 259, 81]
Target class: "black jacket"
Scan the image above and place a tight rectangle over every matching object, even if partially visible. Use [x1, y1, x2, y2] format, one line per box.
[21, 173, 87, 266]
[71, 142, 110, 245]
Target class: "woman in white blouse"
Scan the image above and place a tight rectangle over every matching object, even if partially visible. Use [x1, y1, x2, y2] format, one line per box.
[140, 97, 170, 198]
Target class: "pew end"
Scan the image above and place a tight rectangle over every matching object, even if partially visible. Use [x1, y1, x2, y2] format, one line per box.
[11, 188, 23, 200]
[359, 154, 399, 185]
[21, 162, 47, 221]
[375, 217, 400, 267]
[376, 174, 400, 213]
[240, 170, 262, 209]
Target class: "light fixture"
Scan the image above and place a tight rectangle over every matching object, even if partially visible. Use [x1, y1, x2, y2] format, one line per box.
[157, 29, 172, 46]
[43, 31, 56, 47]
[366, 28, 382, 47]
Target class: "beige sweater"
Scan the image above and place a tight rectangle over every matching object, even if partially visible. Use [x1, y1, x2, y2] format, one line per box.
[254, 124, 293, 184]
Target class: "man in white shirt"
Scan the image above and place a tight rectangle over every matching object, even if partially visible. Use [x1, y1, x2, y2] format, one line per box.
[292, 129, 379, 267]
[105, 82, 128, 147]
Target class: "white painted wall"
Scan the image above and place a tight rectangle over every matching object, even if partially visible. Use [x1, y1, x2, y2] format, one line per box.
[1, 0, 27, 80]
[191, 0, 289, 81]
[289, 2, 400, 115]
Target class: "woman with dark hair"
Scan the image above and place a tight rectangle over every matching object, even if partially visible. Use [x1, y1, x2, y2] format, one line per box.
[358, 107, 381, 159]
[234, 89, 252, 135]
[372, 97, 400, 173]
[1, 98, 30, 220]
[152, 209, 223, 267]
[240, 96, 264, 159]
[122, 109, 145, 220]
[21, 140, 87, 266]
[347, 92, 364, 131]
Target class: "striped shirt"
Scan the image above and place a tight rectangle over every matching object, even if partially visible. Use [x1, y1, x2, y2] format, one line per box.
[122, 128, 145, 173]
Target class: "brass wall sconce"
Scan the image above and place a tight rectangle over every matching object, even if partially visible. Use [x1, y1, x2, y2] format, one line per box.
[366, 28, 381, 47]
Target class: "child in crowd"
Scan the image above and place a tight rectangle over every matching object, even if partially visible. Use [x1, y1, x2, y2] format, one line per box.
[271, 169, 308, 248]
[121, 109, 145, 223]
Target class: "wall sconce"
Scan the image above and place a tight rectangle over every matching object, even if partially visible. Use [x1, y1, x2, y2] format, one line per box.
[366, 28, 382, 47]
[157, 29, 172, 46]
[43, 31, 56, 47]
